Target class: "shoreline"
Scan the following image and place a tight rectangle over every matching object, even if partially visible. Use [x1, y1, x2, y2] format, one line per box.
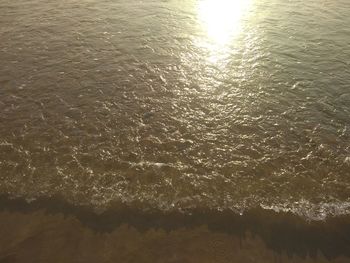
[0, 195, 349, 262]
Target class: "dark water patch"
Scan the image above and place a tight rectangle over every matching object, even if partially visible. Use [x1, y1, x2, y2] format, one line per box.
[0, 194, 349, 260]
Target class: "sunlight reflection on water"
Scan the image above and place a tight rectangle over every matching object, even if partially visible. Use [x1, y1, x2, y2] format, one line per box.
[1, 0, 350, 218]
[197, 0, 253, 62]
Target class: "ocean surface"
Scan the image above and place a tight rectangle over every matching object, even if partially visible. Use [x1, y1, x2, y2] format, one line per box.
[1, 0, 350, 222]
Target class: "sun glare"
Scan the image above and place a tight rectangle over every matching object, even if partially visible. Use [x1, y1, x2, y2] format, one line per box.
[198, 0, 252, 47]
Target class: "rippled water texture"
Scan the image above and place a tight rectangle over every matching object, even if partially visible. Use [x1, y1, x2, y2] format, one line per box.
[1, 0, 350, 219]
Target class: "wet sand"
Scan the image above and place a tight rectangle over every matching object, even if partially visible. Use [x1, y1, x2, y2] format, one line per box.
[0, 196, 349, 263]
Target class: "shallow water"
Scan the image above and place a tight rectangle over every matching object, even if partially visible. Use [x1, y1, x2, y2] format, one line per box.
[1, 0, 350, 220]
[0, 196, 349, 262]
[2, 211, 349, 263]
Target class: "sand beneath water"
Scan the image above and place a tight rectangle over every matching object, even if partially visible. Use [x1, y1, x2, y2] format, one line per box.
[0, 209, 349, 263]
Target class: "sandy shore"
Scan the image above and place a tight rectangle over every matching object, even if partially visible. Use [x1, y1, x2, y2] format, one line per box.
[0, 196, 349, 263]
